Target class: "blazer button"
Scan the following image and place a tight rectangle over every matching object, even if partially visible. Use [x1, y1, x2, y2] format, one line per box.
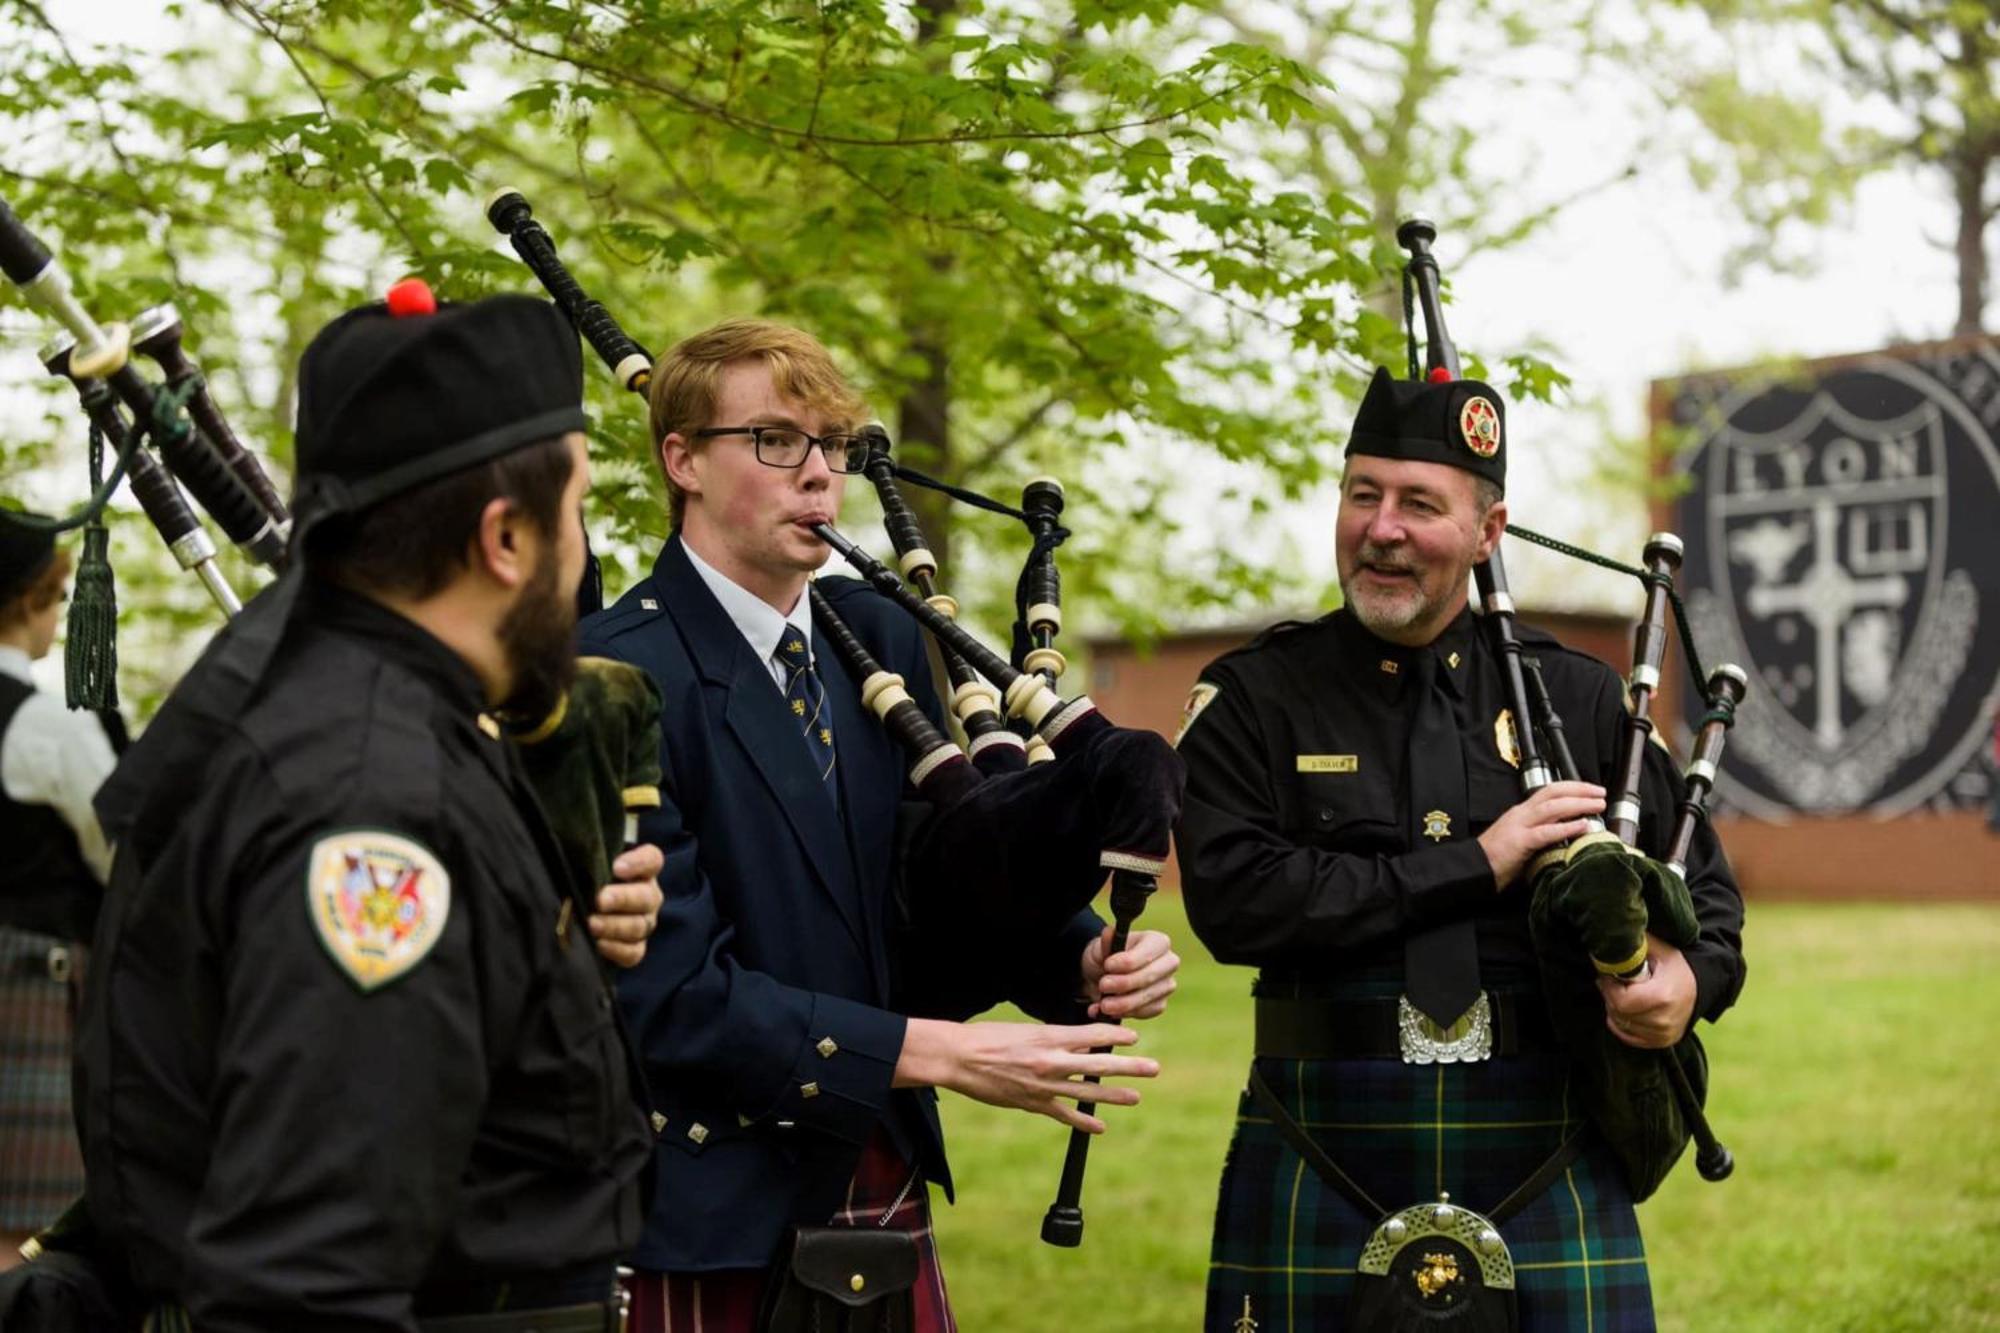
[816, 1037, 839, 1059]
[1317, 808, 1336, 825]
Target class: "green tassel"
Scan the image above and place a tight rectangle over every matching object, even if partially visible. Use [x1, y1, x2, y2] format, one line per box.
[64, 522, 118, 712]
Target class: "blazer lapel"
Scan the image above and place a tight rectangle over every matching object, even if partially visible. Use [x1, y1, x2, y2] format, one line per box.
[818, 622, 898, 997]
[656, 542, 870, 956]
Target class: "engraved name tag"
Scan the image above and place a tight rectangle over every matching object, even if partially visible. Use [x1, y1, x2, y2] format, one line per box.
[1295, 755, 1359, 773]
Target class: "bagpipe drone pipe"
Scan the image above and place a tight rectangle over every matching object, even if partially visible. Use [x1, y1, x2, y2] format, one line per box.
[0, 193, 660, 929]
[487, 185, 1185, 1247]
[1397, 218, 1741, 1198]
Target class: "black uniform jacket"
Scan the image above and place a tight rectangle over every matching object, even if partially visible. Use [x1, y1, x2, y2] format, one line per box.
[1176, 605, 1746, 1017]
[577, 538, 1102, 1272]
[78, 580, 652, 1333]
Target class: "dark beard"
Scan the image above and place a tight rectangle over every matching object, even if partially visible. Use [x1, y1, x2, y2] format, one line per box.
[496, 552, 577, 725]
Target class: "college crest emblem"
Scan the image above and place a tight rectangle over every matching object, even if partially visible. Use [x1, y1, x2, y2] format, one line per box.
[306, 831, 451, 991]
[1173, 682, 1220, 747]
[1459, 396, 1500, 458]
[1670, 347, 2000, 815]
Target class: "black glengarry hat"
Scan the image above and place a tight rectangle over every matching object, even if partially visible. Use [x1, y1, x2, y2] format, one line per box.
[1344, 366, 1506, 493]
[0, 510, 57, 605]
[292, 282, 587, 530]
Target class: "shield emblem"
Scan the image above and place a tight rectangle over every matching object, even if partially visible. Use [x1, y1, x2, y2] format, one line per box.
[1673, 352, 1999, 815]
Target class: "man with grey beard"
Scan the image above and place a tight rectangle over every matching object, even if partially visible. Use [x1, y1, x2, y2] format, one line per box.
[1173, 367, 1744, 1331]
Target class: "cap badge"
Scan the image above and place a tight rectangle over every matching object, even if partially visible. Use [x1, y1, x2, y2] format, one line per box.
[1459, 396, 1500, 458]
[1494, 708, 1521, 768]
[306, 830, 451, 991]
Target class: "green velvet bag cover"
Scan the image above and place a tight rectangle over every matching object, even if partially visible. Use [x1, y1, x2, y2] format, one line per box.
[1529, 840, 1709, 1202]
[510, 656, 665, 893]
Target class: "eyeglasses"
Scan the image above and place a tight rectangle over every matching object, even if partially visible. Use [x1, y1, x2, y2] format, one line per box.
[692, 426, 868, 474]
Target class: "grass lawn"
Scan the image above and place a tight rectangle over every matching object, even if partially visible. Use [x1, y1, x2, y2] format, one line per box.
[927, 896, 2000, 1330]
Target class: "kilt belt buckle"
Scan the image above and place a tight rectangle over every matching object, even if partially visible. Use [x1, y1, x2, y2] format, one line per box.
[1396, 992, 1493, 1064]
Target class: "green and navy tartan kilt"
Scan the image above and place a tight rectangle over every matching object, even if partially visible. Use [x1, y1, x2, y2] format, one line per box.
[1205, 1049, 1653, 1332]
[0, 925, 86, 1232]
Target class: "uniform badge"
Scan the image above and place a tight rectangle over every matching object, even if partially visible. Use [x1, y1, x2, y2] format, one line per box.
[305, 831, 451, 992]
[1173, 682, 1220, 747]
[1494, 708, 1521, 768]
[1422, 809, 1452, 841]
[1459, 396, 1500, 458]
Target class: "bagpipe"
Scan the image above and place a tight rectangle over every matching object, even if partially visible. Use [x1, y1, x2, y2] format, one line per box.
[1396, 218, 1741, 1197]
[487, 185, 1183, 1247]
[0, 193, 662, 928]
[0, 193, 301, 719]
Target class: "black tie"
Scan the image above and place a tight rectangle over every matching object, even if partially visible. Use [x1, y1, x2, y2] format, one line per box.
[1402, 647, 1481, 1028]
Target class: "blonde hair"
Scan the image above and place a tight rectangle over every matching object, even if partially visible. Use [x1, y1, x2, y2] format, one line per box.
[0, 547, 69, 630]
[648, 319, 868, 528]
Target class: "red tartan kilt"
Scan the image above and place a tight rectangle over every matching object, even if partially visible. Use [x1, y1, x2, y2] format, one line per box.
[0, 926, 85, 1232]
[625, 1125, 955, 1333]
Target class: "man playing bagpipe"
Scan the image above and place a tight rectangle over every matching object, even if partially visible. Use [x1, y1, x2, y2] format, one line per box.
[1174, 368, 1747, 1331]
[54, 289, 669, 1332]
[577, 318, 1185, 1332]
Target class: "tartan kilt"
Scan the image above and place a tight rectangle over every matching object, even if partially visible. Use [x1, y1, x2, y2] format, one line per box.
[0, 925, 85, 1232]
[1205, 1050, 1654, 1333]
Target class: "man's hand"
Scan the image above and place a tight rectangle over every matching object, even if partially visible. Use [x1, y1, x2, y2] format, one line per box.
[1476, 781, 1606, 890]
[1080, 927, 1180, 1021]
[894, 1018, 1160, 1134]
[1598, 934, 1697, 1049]
[587, 843, 664, 968]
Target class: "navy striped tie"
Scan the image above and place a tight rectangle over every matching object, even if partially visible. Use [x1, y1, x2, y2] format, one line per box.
[776, 633, 838, 805]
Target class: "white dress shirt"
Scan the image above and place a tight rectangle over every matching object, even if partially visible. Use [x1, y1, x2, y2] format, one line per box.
[0, 644, 116, 882]
[681, 542, 822, 695]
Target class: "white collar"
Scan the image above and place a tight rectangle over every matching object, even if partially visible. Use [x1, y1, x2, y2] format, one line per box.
[0, 644, 33, 683]
[681, 540, 816, 668]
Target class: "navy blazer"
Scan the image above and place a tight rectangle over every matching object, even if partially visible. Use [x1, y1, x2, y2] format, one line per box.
[579, 537, 1101, 1271]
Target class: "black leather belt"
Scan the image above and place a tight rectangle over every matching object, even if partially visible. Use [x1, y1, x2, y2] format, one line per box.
[2, 941, 72, 983]
[1254, 991, 1556, 1061]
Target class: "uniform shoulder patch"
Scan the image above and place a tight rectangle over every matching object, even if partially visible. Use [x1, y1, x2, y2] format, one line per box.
[1173, 681, 1221, 747]
[306, 830, 452, 992]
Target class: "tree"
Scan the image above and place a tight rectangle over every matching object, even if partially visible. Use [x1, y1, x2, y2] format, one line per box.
[2, 0, 1413, 694]
[1646, 0, 1997, 335]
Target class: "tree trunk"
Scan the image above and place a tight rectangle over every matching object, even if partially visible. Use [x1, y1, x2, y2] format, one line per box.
[897, 0, 960, 577]
[1950, 147, 1990, 338]
[895, 327, 954, 576]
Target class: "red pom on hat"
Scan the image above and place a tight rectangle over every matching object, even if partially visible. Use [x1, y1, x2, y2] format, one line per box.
[385, 277, 437, 317]
[1427, 366, 1453, 383]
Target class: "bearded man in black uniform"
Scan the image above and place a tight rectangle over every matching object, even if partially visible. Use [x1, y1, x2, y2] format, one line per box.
[72, 288, 660, 1332]
[1176, 369, 1746, 1332]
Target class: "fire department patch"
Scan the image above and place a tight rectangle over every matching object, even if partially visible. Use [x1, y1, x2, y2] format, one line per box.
[1460, 396, 1501, 458]
[1173, 682, 1220, 747]
[306, 831, 451, 992]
